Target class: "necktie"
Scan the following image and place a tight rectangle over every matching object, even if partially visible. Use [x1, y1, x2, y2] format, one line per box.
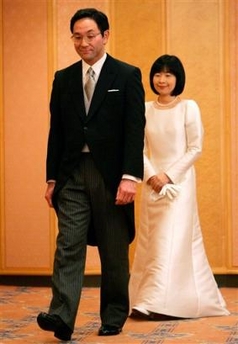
[84, 67, 95, 103]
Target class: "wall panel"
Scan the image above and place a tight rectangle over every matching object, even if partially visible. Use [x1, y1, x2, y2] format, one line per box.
[1, 0, 52, 274]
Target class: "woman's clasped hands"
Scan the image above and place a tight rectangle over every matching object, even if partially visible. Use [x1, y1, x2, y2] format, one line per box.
[148, 173, 181, 201]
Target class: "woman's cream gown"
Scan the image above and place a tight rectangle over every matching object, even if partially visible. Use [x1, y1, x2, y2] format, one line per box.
[129, 99, 229, 318]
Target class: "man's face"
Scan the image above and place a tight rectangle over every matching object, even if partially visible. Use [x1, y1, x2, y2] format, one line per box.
[71, 18, 109, 65]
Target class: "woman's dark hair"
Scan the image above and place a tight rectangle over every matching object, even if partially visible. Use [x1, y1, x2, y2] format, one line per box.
[149, 55, 186, 96]
[70, 8, 109, 35]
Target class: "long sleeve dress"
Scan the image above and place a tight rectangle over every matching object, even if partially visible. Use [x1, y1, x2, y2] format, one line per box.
[129, 99, 229, 318]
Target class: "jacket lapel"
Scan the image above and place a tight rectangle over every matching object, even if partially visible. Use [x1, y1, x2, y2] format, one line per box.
[69, 61, 87, 120]
[86, 56, 117, 121]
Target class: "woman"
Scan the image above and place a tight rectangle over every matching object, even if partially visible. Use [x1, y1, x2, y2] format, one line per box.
[129, 55, 229, 319]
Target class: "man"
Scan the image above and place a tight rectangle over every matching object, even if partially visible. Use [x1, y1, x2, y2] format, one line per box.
[37, 8, 145, 341]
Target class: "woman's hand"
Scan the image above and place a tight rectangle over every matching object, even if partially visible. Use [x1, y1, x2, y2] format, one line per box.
[147, 173, 171, 192]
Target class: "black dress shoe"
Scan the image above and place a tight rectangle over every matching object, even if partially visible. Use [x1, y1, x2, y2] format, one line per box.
[37, 312, 72, 341]
[98, 325, 122, 336]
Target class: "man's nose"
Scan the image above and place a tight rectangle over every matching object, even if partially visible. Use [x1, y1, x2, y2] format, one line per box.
[81, 37, 89, 45]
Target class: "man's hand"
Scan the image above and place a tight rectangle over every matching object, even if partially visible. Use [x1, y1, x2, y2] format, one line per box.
[115, 179, 137, 205]
[45, 182, 55, 208]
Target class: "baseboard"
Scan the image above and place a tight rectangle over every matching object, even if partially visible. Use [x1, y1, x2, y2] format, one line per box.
[214, 274, 238, 288]
[0, 274, 237, 288]
[0, 274, 101, 287]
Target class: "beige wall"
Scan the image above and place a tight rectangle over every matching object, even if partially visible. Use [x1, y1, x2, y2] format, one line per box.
[0, 0, 237, 275]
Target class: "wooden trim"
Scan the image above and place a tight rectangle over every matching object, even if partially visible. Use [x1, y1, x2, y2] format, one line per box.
[219, 0, 233, 272]
[228, 0, 238, 268]
[0, 0, 5, 272]
[47, 0, 57, 272]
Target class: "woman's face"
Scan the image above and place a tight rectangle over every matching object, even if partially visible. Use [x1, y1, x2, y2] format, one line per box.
[153, 71, 176, 96]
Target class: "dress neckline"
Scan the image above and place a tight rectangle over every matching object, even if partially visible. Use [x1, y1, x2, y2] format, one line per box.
[154, 96, 181, 109]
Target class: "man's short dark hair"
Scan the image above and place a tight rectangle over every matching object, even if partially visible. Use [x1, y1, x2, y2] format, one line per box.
[70, 8, 109, 35]
[149, 55, 186, 96]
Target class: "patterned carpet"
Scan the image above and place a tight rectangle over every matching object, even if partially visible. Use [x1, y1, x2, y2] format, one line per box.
[0, 286, 237, 343]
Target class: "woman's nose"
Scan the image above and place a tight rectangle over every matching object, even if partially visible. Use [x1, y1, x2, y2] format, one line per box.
[158, 79, 165, 85]
[158, 75, 166, 82]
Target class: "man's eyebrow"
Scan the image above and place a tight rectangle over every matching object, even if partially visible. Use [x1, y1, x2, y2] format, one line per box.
[73, 29, 97, 35]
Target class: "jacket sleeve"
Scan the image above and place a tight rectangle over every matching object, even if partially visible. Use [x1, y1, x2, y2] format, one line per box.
[122, 66, 145, 179]
[46, 71, 64, 181]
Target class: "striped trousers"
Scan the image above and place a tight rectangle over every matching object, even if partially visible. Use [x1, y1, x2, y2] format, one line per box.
[48, 154, 130, 330]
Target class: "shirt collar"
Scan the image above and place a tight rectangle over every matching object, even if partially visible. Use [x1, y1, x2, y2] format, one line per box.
[82, 53, 107, 81]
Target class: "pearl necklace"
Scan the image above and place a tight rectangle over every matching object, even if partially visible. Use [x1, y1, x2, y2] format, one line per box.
[156, 96, 178, 107]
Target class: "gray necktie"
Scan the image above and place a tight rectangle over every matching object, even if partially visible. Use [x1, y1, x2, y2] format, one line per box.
[84, 67, 95, 103]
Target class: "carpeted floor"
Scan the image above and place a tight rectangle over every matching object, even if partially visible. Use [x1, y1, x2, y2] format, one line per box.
[0, 286, 237, 343]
